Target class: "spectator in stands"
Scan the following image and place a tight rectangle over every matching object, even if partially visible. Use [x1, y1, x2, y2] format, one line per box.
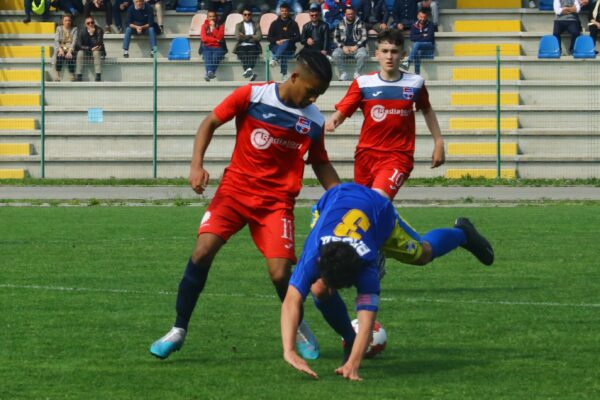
[122, 0, 157, 58]
[301, 3, 331, 55]
[323, 0, 351, 31]
[113, 0, 131, 33]
[206, 0, 233, 25]
[588, 0, 600, 48]
[418, 0, 438, 29]
[268, 3, 300, 80]
[85, 0, 113, 33]
[201, 10, 226, 81]
[357, 0, 389, 32]
[553, 0, 583, 55]
[53, 14, 78, 81]
[50, 0, 84, 18]
[145, 0, 164, 34]
[392, 0, 417, 31]
[276, 0, 304, 14]
[233, 7, 262, 81]
[331, 7, 367, 80]
[408, 9, 434, 74]
[22, 0, 50, 23]
[235, 0, 272, 13]
[75, 15, 105, 81]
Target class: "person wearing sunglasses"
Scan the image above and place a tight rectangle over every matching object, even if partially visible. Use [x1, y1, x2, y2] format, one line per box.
[233, 8, 262, 81]
[75, 16, 106, 81]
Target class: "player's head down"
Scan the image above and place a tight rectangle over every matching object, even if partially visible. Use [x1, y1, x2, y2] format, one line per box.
[317, 242, 364, 289]
[375, 29, 405, 73]
[286, 48, 332, 108]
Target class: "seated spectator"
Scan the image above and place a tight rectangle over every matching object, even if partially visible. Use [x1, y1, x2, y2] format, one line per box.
[588, 0, 600, 48]
[301, 4, 331, 55]
[206, 0, 233, 25]
[76, 15, 105, 81]
[112, 0, 131, 33]
[234, 8, 262, 81]
[323, 0, 351, 31]
[51, 0, 84, 18]
[145, 0, 164, 33]
[122, 0, 157, 58]
[408, 9, 434, 74]
[392, 0, 417, 31]
[553, 0, 582, 55]
[22, 0, 50, 23]
[331, 7, 367, 80]
[201, 10, 225, 81]
[268, 3, 300, 80]
[84, 0, 113, 33]
[276, 0, 303, 14]
[357, 0, 389, 32]
[235, 0, 272, 13]
[53, 14, 78, 81]
[418, 0, 438, 29]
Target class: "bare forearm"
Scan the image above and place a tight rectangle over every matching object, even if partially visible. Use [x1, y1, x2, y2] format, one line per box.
[312, 162, 341, 190]
[422, 107, 443, 143]
[281, 288, 302, 354]
[191, 113, 221, 168]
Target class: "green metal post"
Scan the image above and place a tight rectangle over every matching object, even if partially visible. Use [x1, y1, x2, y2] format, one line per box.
[265, 50, 270, 81]
[40, 46, 46, 178]
[152, 45, 158, 178]
[496, 45, 501, 179]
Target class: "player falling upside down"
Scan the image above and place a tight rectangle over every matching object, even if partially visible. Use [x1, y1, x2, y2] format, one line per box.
[325, 29, 445, 200]
[281, 183, 494, 380]
[150, 48, 341, 361]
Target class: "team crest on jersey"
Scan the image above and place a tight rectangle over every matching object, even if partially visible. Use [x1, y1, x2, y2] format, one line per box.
[295, 116, 311, 135]
[402, 87, 414, 100]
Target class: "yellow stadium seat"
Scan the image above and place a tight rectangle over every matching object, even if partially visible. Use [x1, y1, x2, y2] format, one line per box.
[453, 68, 521, 81]
[448, 143, 518, 156]
[446, 169, 517, 179]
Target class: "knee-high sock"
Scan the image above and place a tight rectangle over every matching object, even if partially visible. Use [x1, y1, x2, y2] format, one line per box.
[421, 228, 466, 259]
[313, 291, 356, 345]
[174, 258, 209, 330]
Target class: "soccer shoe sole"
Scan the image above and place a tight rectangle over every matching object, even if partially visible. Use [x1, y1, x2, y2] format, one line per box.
[455, 217, 494, 266]
[149, 340, 183, 360]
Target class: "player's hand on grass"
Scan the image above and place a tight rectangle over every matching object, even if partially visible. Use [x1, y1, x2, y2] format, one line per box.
[335, 361, 362, 381]
[284, 350, 319, 380]
[189, 166, 209, 194]
[431, 141, 445, 168]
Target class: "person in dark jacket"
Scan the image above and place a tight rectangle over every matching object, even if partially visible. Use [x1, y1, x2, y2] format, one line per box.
[392, 0, 417, 30]
[268, 3, 300, 80]
[122, 0, 157, 58]
[407, 10, 434, 74]
[84, 0, 113, 33]
[75, 16, 105, 81]
[357, 0, 389, 32]
[301, 5, 331, 55]
[233, 7, 262, 81]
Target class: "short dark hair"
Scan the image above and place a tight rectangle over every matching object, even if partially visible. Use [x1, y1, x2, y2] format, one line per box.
[280, 2, 289, 9]
[317, 242, 365, 289]
[296, 47, 333, 86]
[377, 29, 404, 48]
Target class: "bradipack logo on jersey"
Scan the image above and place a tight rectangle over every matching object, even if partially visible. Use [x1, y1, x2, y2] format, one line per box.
[402, 87, 414, 100]
[295, 116, 311, 135]
[250, 128, 302, 150]
[370, 105, 412, 122]
[320, 235, 371, 257]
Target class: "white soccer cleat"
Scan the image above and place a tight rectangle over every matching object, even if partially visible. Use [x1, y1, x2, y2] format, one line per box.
[296, 320, 320, 360]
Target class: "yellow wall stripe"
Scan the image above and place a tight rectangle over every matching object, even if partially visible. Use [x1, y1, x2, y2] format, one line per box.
[453, 68, 521, 81]
[0, 46, 51, 58]
[454, 43, 521, 56]
[451, 92, 519, 106]
[0, 21, 55, 34]
[450, 117, 519, 130]
[0, 70, 42, 82]
[0, 0, 26, 9]
[455, 20, 521, 32]
[0, 169, 26, 179]
[0, 143, 31, 155]
[448, 143, 518, 156]
[0, 119, 36, 130]
[457, 0, 521, 8]
[0, 94, 40, 106]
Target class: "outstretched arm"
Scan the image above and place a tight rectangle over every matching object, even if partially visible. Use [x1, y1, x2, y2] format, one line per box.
[312, 162, 341, 191]
[189, 112, 224, 194]
[325, 110, 348, 132]
[421, 107, 445, 168]
[281, 286, 319, 379]
[335, 309, 376, 381]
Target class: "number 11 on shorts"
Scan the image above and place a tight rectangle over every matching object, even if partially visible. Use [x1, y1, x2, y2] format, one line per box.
[281, 218, 294, 240]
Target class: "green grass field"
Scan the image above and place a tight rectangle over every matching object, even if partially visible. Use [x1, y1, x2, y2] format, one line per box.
[1, 204, 599, 399]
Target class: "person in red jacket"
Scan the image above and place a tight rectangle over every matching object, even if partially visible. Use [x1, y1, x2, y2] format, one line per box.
[200, 10, 225, 82]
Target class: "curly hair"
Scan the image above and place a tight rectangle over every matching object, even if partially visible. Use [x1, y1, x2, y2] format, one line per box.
[317, 241, 365, 289]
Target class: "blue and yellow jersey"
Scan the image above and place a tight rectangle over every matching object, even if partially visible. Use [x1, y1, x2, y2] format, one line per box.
[290, 183, 416, 312]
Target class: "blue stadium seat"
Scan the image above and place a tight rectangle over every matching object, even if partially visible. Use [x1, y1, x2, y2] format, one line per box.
[573, 35, 597, 58]
[538, 35, 560, 59]
[176, 0, 197, 12]
[539, 0, 553, 10]
[168, 37, 191, 60]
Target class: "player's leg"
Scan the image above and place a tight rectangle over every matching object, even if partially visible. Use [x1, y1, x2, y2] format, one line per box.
[353, 150, 376, 188]
[150, 193, 247, 359]
[370, 155, 413, 200]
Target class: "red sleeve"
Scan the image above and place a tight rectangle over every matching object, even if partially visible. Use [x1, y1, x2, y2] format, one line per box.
[213, 84, 252, 123]
[214, 25, 224, 41]
[334, 79, 363, 118]
[305, 127, 330, 165]
[415, 83, 431, 111]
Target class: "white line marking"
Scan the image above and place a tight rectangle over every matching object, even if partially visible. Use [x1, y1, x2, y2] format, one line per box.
[2, 283, 599, 309]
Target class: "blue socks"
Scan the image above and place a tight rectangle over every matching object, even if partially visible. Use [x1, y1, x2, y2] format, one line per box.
[421, 228, 467, 259]
[313, 291, 356, 345]
[175, 258, 209, 330]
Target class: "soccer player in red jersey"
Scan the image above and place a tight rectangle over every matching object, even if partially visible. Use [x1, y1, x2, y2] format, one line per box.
[325, 29, 445, 200]
[150, 49, 340, 360]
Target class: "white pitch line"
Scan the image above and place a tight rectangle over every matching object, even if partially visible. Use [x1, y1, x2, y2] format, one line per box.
[2, 283, 600, 309]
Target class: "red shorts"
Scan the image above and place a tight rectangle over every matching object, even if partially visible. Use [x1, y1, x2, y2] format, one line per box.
[354, 150, 414, 199]
[197, 189, 297, 263]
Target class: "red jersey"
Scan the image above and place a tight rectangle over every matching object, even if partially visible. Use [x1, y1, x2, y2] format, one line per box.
[335, 72, 431, 156]
[212, 82, 329, 205]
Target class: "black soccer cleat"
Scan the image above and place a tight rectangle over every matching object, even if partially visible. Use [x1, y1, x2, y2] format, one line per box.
[454, 217, 494, 266]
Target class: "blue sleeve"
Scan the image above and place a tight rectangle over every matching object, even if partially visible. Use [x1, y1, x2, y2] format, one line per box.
[354, 264, 381, 312]
[289, 253, 320, 300]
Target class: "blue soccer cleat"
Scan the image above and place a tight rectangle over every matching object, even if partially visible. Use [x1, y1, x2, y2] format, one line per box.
[150, 327, 186, 359]
[296, 320, 320, 360]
